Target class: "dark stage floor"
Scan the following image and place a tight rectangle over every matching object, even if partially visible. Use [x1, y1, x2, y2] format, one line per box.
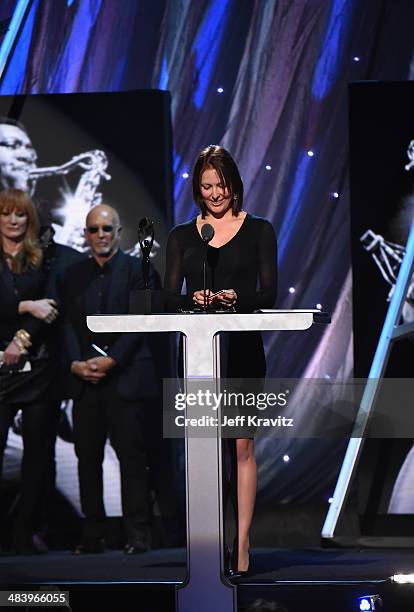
[2, 548, 414, 612]
[1, 547, 413, 583]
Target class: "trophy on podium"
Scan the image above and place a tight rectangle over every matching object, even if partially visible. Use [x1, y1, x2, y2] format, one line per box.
[138, 217, 154, 289]
[129, 217, 164, 314]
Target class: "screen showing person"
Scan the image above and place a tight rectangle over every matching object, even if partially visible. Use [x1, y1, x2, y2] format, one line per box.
[0, 118, 37, 194]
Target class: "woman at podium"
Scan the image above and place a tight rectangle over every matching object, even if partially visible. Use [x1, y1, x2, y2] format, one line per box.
[165, 145, 277, 574]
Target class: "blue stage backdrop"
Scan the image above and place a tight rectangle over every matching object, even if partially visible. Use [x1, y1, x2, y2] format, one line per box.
[0, 1, 17, 24]
[1, 0, 413, 510]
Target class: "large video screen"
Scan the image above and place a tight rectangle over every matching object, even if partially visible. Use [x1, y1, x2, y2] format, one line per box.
[0, 91, 174, 558]
[349, 81, 414, 518]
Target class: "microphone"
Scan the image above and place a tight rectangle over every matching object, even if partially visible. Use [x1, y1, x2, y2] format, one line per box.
[201, 223, 215, 243]
[201, 224, 214, 311]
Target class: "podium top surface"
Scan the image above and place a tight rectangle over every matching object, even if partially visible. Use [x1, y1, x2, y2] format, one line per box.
[87, 309, 330, 334]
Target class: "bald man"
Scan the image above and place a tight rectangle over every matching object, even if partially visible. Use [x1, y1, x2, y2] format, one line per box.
[59, 204, 160, 554]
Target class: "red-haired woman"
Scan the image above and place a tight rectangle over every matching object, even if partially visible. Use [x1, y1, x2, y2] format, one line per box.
[0, 188, 58, 554]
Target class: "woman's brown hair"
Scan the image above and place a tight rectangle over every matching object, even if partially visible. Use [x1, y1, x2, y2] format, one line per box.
[192, 145, 243, 218]
[0, 188, 42, 270]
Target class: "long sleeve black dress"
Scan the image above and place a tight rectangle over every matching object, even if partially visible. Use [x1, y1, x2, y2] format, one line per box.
[164, 213, 278, 380]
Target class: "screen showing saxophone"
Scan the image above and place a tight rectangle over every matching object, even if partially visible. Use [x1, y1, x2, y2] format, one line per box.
[0, 90, 172, 522]
[0, 91, 172, 271]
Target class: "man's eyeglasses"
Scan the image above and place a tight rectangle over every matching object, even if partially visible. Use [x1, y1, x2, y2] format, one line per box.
[87, 225, 114, 234]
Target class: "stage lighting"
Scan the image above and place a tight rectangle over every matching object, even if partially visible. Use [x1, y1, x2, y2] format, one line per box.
[217, 87, 224, 93]
[182, 172, 189, 179]
[289, 287, 295, 294]
[265, 164, 272, 170]
[357, 594, 382, 610]
[307, 150, 314, 157]
[353, 56, 360, 62]
[283, 455, 290, 463]
[391, 573, 414, 583]
[332, 191, 339, 198]
[316, 303, 322, 310]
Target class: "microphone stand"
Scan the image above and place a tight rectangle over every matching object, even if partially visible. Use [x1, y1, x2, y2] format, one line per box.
[203, 242, 208, 311]
[200, 223, 214, 312]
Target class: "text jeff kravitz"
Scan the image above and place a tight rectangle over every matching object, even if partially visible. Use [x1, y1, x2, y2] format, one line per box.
[174, 415, 294, 427]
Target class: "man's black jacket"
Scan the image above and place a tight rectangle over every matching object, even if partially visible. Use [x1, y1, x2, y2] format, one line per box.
[59, 250, 159, 401]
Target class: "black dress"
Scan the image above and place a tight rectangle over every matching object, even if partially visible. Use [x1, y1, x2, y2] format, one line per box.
[164, 212, 277, 400]
[165, 212, 278, 543]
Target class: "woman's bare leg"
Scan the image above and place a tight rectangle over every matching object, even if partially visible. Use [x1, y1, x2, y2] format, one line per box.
[236, 438, 256, 571]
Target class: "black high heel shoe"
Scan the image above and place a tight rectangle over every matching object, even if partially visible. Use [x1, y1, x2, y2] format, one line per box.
[229, 536, 250, 577]
[224, 544, 231, 574]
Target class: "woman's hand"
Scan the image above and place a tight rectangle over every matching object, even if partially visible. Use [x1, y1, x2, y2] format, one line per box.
[193, 289, 237, 307]
[3, 340, 23, 365]
[19, 299, 59, 323]
[211, 289, 237, 307]
[193, 289, 212, 306]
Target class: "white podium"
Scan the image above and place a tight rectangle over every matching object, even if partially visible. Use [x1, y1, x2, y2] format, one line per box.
[87, 310, 327, 612]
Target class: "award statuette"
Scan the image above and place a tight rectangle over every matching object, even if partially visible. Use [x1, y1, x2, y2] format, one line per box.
[129, 217, 164, 314]
[138, 217, 154, 289]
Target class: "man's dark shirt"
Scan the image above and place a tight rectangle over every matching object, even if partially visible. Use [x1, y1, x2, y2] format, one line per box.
[88, 255, 113, 315]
